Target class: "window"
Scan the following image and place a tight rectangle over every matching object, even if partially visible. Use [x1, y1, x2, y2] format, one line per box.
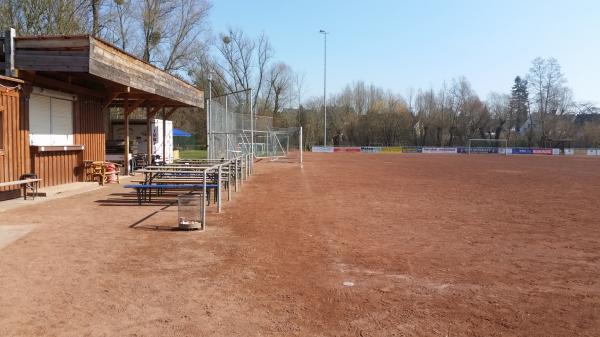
[29, 88, 75, 146]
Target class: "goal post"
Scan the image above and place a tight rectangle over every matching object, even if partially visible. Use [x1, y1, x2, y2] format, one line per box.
[467, 139, 508, 155]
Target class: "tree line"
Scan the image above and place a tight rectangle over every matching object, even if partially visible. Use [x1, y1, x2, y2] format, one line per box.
[1, 1, 598, 148]
[284, 58, 599, 149]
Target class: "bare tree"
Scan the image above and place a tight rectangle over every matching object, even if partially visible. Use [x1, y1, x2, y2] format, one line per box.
[263, 62, 294, 115]
[160, 0, 211, 72]
[212, 28, 273, 111]
[0, 0, 88, 35]
[104, 0, 134, 50]
[527, 57, 567, 144]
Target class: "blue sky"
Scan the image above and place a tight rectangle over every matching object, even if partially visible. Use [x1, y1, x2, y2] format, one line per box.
[210, 0, 599, 104]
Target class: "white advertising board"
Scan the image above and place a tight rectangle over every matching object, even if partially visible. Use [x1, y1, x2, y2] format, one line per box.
[312, 146, 334, 153]
[422, 147, 458, 154]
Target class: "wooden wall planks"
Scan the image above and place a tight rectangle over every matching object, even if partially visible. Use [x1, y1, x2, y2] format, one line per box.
[0, 80, 30, 200]
[1, 86, 106, 196]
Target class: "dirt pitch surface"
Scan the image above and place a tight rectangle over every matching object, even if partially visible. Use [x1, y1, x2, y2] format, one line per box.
[1, 153, 599, 336]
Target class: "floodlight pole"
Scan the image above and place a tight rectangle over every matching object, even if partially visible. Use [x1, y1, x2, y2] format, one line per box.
[319, 29, 328, 146]
[225, 95, 228, 159]
[207, 72, 212, 159]
[250, 88, 254, 161]
[300, 126, 303, 168]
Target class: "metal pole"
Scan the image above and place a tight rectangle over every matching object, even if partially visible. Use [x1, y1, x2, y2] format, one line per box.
[228, 162, 232, 201]
[300, 126, 303, 168]
[207, 74, 212, 160]
[225, 95, 228, 159]
[324, 31, 327, 147]
[320, 30, 328, 146]
[217, 165, 222, 213]
[242, 155, 246, 181]
[250, 88, 254, 159]
[202, 170, 207, 229]
[235, 157, 239, 191]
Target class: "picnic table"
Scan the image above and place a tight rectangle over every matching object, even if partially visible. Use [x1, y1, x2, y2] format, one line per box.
[129, 163, 236, 205]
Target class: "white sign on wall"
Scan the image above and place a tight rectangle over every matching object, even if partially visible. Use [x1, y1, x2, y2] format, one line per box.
[422, 147, 458, 154]
[312, 146, 334, 153]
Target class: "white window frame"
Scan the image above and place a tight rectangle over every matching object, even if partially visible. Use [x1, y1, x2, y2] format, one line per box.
[29, 87, 76, 146]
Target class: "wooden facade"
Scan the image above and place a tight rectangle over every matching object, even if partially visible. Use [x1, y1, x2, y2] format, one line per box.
[0, 78, 107, 199]
[0, 32, 203, 200]
[29, 95, 105, 189]
[0, 76, 29, 200]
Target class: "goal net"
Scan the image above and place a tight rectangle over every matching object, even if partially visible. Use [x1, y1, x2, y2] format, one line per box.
[467, 139, 508, 155]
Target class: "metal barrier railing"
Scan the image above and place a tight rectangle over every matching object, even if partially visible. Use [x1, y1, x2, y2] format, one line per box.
[137, 154, 254, 230]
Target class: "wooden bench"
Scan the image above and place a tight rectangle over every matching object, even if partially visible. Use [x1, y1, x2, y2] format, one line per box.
[124, 184, 219, 205]
[0, 178, 42, 200]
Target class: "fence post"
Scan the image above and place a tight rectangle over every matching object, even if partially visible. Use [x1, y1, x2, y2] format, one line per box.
[242, 155, 246, 182]
[217, 165, 222, 213]
[300, 127, 303, 168]
[227, 162, 232, 201]
[234, 157, 239, 192]
[202, 170, 207, 230]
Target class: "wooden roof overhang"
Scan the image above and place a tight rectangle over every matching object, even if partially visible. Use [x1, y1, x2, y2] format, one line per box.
[9, 35, 203, 109]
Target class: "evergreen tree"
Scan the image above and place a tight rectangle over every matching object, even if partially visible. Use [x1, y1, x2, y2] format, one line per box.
[510, 76, 529, 132]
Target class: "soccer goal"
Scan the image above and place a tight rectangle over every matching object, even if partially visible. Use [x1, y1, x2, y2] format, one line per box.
[467, 139, 508, 155]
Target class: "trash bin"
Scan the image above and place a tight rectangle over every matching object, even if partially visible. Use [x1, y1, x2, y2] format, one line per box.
[177, 194, 203, 230]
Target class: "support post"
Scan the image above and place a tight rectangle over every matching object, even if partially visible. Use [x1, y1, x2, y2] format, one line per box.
[234, 158, 239, 192]
[286, 130, 290, 155]
[300, 127, 303, 168]
[4, 28, 16, 77]
[124, 98, 130, 175]
[217, 165, 222, 213]
[250, 89, 254, 160]
[246, 154, 250, 178]
[207, 77, 212, 160]
[147, 109, 152, 167]
[228, 162, 232, 201]
[225, 96, 228, 159]
[162, 107, 166, 164]
[241, 156, 246, 182]
[202, 170, 207, 229]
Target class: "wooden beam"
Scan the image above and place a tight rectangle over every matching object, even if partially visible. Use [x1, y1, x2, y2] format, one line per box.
[114, 92, 157, 100]
[18, 71, 104, 98]
[162, 108, 166, 163]
[123, 97, 133, 175]
[123, 99, 146, 116]
[4, 28, 16, 77]
[165, 107, 179, 119]
[147, 105, 163, 120]
[101, 92, 120, 113]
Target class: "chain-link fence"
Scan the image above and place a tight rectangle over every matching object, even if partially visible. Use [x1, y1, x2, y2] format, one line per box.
[208, 93, 302, 162]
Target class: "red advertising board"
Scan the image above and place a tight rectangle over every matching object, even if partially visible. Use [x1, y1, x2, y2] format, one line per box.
[532, 149, 552, 155]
